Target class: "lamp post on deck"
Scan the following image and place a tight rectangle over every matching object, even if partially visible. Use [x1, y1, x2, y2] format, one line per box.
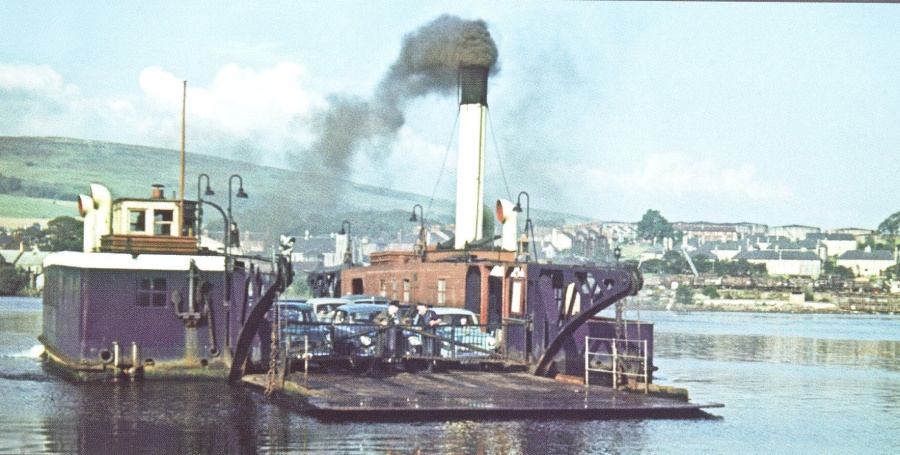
[195, 173, 215, 237]
[226, 174, 248, 364]
[339, 220, 352, 265]
[227, 174, 248, 251]
[513, 191, 537, 262]
[194, 173, 232, 360]
[410, 204, 425, 258]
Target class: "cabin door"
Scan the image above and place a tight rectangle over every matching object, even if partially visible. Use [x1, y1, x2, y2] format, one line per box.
[487, 276, 503, 330]
[464, 266, 481, 315]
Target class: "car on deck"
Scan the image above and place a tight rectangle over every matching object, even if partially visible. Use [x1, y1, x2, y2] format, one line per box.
[306, 297, 352, 322]
[329, 303, 389, 360]
[430, 307, 498, 359]
[266, 299, 331, 358]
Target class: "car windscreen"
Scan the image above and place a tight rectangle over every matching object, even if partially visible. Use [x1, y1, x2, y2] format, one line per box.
[281, 308, 313, 322]
[348, 310, 381, 323]
[441, 314, 477, 326]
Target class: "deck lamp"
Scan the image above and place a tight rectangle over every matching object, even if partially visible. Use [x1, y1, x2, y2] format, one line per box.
[195, 173, 216, 238]
[227, 174, 248, 243]
[513, 191, 537, 262]
[339, 220, 352, 265]
[410, 204, 425, 257]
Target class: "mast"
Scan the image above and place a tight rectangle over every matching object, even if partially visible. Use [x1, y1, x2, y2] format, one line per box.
[179, 80, 186, 236]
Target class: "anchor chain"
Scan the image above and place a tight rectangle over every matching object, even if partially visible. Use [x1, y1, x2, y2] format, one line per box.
[264, 298, 281, 396]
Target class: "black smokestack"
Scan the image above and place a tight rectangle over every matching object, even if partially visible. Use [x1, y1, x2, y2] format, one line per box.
[459, 65, 489, 106]
[292, 15, 498, 203]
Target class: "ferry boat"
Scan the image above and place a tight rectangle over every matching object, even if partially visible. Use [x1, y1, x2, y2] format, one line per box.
[39, 183, 289, 381]
[39, 66, 652, 387]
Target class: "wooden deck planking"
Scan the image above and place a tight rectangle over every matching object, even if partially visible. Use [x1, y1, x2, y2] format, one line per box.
[262, 371, 722, 421]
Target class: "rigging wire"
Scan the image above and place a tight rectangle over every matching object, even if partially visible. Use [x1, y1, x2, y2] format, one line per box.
[426, 110, 460, 219]
[486, 108, 512, 201]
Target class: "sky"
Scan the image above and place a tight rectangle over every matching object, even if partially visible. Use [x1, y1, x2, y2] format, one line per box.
[2, 2, 899, 230]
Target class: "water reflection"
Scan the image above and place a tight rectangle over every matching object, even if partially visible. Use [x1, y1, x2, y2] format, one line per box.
[657, 333, 899, 372]
[4, 297, 900, 454]
[38, 382, 260, 454]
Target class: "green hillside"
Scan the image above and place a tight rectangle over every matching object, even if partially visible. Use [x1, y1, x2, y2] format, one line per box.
[0, 194, 78, 219]
[0, 136, 587, 238]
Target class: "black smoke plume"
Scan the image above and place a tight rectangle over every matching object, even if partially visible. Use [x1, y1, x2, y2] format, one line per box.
[291, 15, 498, 207]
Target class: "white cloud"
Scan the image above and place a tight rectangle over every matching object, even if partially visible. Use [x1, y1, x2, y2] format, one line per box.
[0, 63, 72, 98]
[0, 63, 84, 135]
[139, 63, 323, 134]
[0, 61, 333, 167]
[578, 153, 792, 201]
[130, 63, 327, 165]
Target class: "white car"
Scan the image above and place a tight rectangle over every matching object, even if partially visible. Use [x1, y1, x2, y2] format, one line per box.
[428, 307, 498, 359]
[306, 297, 352, 322]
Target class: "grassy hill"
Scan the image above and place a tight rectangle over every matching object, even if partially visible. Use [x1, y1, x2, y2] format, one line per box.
[0, 136, 587, 239]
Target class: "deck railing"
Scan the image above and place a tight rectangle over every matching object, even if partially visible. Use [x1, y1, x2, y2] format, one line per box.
[276, 320, 528, 366]
[584, 336, 649, 393]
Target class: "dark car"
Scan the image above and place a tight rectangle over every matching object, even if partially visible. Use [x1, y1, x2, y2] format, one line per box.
[266, 300, 331, 358]
[329, 303, 388, 360]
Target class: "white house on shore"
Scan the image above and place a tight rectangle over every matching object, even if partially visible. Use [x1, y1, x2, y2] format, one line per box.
[808, 233, 858, 258]
[732, 250, 822, 278]
[836, 249, 896, 277]
[769, 225, 820, 241]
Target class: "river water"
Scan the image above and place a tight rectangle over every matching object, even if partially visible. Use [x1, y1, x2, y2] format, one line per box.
[1, 296, 897, 454]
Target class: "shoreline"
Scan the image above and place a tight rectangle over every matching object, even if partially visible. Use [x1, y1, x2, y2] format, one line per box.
[627, 298, 899, 315]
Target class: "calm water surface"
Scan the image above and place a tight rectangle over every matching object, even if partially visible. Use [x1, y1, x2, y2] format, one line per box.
[2, 297, 898, 454]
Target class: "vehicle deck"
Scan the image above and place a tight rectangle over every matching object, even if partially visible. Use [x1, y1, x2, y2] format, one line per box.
[243, 370, 723, 421]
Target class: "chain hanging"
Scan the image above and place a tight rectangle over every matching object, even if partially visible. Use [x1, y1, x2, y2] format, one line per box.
[264, 294, 281, 396]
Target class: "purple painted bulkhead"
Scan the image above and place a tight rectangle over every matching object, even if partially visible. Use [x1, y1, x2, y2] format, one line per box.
[519, 263, 648, 377]
[41, 260, 263, 367]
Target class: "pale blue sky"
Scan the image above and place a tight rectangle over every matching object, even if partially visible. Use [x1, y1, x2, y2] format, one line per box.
[2, 2, 898, 230]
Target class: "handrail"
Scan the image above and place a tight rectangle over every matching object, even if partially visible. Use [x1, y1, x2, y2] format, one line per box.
[277, 320, 529, 364]
[584, 336, 649, 393]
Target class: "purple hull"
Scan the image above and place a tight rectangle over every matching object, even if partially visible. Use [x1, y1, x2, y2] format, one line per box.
[40, 251, 275, 380]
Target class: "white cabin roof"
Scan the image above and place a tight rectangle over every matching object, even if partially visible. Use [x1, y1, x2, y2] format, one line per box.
[43, 251, 225, 272]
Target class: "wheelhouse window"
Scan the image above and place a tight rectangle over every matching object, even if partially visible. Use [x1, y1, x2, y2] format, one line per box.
[129, 210, 146, 233]
[510, 279, 524, 314]
[137, 278, 167, 307]
[437, 279, 447, 305]
[154, 210, 174, 235]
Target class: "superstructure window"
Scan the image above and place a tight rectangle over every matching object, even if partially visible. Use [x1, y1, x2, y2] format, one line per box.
[129, 210, 146, 233]
[510, 279, 524, 315]
[154, 210, 174, 235]
[137, 278, 167, 307]
[437, 279, 447, 305]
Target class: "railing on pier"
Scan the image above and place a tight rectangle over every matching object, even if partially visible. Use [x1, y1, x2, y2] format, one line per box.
[275, 320, 529, 368]
[584, 336, 649, 393]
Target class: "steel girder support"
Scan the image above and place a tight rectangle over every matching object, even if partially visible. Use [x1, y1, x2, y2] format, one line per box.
[228, 257, 291, 383]
[533, 266, 641, 377]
